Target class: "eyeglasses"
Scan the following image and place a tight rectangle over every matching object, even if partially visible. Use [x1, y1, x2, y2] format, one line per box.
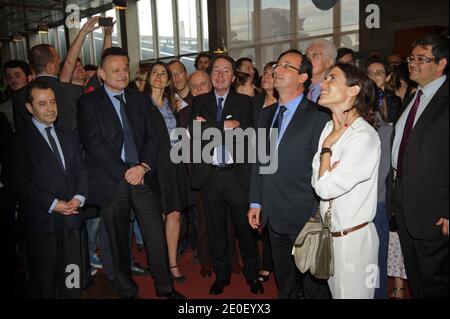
[306, 52, 329, 60]
[406, 56, 439, 64]
[272, 63, 301, 73]
[367, 70, 386, 77]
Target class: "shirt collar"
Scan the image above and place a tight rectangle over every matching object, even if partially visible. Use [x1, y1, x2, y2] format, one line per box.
[278, 93, 304, 113]
[32, 117, 54, 133]
[418, 75, 446, 99]
[35, 73, 58, 79]
[215, 89, 230, 104]
[104, 84, 126, 102]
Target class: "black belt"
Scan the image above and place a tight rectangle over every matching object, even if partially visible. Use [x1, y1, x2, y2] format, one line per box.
[212, 164, 236, 171]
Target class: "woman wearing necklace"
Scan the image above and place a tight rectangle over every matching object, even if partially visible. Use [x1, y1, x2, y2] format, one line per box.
[311, 64, 381, 299]
[144, 62, 193, 283]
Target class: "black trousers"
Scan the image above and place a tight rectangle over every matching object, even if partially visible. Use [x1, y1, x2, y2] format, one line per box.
[201, 167, 259, 282]
[25, 227, 82, 299]
[101, 180, 172, 298]
[392, 178, 449, 298]
[267, 221, 330, 299]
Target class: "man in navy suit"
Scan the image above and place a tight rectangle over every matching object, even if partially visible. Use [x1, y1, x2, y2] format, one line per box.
[77, 47, 184, 299]
[11, 82, 88, 298]
[248, 49, 330, 299]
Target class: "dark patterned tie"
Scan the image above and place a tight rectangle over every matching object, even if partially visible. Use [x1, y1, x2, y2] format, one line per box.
[45, 126, 65, 170]
[114, 94, 139, 165]
[272, 105, 287, 131]
[396, 90, 423, 178]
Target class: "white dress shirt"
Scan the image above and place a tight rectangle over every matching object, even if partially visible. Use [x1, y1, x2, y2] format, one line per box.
[392, 75, 446, 169]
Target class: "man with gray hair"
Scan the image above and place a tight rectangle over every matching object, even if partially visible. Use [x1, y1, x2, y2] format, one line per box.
[305, 39, 337, 102]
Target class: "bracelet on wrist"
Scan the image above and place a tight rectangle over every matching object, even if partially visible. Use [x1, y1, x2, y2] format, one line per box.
[320, 147, 332, 156]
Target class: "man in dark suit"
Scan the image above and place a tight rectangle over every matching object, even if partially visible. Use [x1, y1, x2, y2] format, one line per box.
[12, 44, 83, 132]
[190, 55, 262, 295]
[77, 47, 184, 299]
[10, 82, 88, 298]
[390, 35, 448, 298]
[248, 49, 330, 299]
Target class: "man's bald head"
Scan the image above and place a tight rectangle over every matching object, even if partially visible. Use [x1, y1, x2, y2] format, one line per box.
[189, 70, 211, 97]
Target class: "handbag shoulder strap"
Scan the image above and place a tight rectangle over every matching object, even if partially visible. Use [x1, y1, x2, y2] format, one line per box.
[323, 200, 333, 228]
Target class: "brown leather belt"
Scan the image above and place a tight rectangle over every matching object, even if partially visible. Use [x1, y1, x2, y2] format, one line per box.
[331, 222, 369, 237]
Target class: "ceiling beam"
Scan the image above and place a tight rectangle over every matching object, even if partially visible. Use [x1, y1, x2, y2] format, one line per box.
[0, 1, 63, 12]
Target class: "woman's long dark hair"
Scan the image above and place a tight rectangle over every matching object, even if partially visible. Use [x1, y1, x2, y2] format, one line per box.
[333, 63, 378, 127]
[144, 61, 176, 112]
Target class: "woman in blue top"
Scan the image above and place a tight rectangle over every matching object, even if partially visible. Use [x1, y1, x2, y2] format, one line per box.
[144, 62, 193, 283]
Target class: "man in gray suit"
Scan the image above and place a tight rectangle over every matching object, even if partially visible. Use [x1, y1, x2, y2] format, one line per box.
[248, 49, 329, 299]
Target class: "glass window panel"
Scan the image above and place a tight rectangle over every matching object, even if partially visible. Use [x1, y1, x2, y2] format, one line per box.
[93, 28, 103, 66]
[201, 0, 209, 51]
[80, 17, 92, 64]
[261, 42, 291, 66]
[57, 26, 67, 59]
[341, 0, 359, 32]
[260, 0, 290, 43]
[229, 0, 254, 44]
[229, 47, 255, 64]
[49, 28, 57, 48]
[339, 33, 359, 52]
[298, 0, 333, 37]
[180, 56, 196, 75]
[137, 0, 155, 60]
[105, 8, 120, 47]
[178, 0, 198, 55]
[156, 0, 174, 57]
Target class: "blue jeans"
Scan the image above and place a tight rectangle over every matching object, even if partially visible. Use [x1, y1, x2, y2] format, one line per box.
[86, 217, 100, 257]
[133, 218, 143, 246]
[373, 202, 389, 299]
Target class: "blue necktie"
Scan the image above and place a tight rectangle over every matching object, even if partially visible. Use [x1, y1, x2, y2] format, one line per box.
[216, 97, 226, 165]
[45, 126, 65, 170]
[114, 94, 139, 165]
[216, 97, 224, 122]
[268, 105, 287, 149]
[272, 105, 287, 131]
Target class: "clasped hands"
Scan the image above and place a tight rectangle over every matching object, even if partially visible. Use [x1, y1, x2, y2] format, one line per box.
[195, 116, 240, 129]
[54, 198, 82, 215]
[125, 165, 147, 185]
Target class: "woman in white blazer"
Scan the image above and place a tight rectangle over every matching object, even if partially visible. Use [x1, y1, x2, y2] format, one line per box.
[311, 64, 381, 299]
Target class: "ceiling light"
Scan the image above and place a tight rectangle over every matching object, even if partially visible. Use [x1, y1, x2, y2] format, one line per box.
[113, 0, 127, 10]
[37, 25, 49, 34]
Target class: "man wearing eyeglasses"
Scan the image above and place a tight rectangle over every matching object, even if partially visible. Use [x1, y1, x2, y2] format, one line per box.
[305, 39, 337, 103]
[248, 49, 329, 299]
[390, 35, 448, 298]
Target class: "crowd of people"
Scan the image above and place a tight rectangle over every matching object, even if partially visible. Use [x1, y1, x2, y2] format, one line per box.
[0, 17, 448, 299]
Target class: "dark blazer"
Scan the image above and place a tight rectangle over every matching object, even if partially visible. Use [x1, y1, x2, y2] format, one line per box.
[189, 90, 253, 190]
[252, 93, 266, 127]
[385, 89, 403, 124]
[12, 76, 83, 132]
[77, 86, 160, 206]
[11, 124, 88, 234]
[394, 78, 449, 240]
[249, 97, 329, 235]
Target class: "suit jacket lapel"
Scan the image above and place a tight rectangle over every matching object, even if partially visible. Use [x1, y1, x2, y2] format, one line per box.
[30, 124, 66, 175]
[222, 91, 234, 118]
[408, 79, 448, 146]
[99, 87, 124, 135]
